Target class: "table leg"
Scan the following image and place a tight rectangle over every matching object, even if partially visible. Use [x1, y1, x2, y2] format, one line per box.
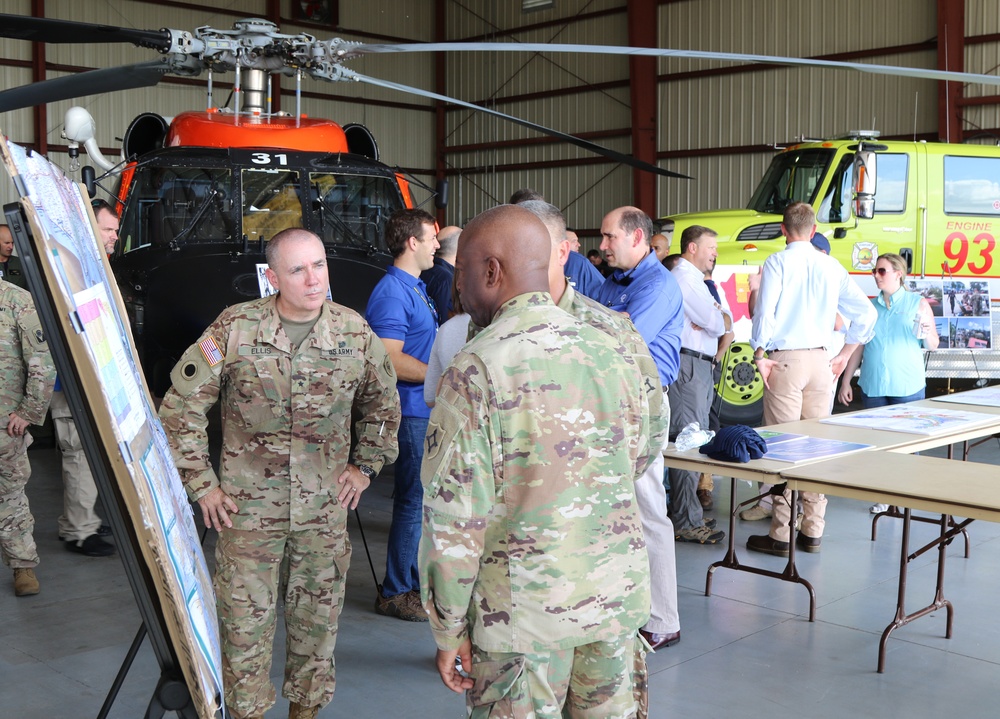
[705, 482, 816, 621]
[877, 510, 968, 673]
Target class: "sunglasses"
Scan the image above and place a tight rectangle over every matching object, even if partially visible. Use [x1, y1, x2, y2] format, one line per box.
[872, 267, 894, 276]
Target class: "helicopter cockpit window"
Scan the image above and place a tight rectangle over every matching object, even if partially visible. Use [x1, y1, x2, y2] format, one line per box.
[748, 149, 834, 215]
[242, 169, 303, 243]
[121, 166, 233, 251]
[309, 173, 403, 252]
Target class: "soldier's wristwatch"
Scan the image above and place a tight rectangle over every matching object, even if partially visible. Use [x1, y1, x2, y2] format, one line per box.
[356, 464, 376, 480]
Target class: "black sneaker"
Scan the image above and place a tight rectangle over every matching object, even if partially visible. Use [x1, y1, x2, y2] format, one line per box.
[796, 534, 822, 553]
[65, 534, 115, 557]
[746, 534, 790, 557]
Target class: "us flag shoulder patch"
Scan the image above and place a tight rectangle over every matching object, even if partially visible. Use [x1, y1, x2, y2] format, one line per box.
[199, 336, 224, 366]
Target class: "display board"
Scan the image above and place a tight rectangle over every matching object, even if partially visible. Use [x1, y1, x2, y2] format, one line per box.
[0, 136, 223, 719]
[923, 278, 992, 349]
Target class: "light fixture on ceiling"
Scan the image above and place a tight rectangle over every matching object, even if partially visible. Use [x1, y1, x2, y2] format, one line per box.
[523, 0, 555, 12]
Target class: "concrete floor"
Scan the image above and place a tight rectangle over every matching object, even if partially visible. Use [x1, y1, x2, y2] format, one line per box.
[4, 437, 1000, 718]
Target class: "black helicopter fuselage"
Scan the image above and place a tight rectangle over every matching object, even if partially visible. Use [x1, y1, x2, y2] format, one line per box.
[111, 146, 405, 395]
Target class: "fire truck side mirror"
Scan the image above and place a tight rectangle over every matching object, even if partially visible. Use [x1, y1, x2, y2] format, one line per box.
[852, 149, 877, 220]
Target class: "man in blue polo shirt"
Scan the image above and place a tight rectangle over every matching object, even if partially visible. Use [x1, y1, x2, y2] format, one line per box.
[366, 208, 439, 622]
[595, 205, 685, 651]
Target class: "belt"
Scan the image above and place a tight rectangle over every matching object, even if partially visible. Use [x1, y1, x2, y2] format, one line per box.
[771, 347, 826, 352]
[680, 347, 716, 363]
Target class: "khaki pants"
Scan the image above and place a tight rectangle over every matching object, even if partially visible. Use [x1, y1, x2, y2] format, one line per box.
[467, 634, 643, 719]
[763, 349, 831, 542]
[215, 524, 351, 719]
[51, 391, 102, 542]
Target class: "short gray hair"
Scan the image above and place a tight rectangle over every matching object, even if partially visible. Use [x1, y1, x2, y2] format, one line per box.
[516, 200, 566, 247]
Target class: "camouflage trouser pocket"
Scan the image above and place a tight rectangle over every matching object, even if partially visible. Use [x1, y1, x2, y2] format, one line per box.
[468, 656, 529, 719]
[633, 634, 650, 719]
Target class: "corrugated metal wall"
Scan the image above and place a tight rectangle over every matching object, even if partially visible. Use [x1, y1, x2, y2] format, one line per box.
[3, 1, 1000, 233]
[444, 1, 633, 237]
[657, 0, 941, 218]
[0, 0, 436, 205]
[964, 0, 1000, 140]
[442, 0, 1000, 237]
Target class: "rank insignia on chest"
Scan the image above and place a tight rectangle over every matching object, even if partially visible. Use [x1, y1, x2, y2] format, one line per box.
[199, 336, 224, 366]
[425, 421, 442, 459]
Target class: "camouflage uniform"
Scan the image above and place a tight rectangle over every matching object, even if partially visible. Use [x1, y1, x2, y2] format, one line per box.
[420, 291, 651, 719]
[159, 295, 400, 719]
[0, 255, 29, 290]
[0, 280, 55, 570]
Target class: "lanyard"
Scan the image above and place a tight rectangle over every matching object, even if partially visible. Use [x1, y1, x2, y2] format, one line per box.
[413, 285, 439, 324]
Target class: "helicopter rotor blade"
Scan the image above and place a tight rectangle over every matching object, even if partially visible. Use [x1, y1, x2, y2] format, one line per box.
[351, 42, 1000, 88]
[0, 13, 171, 51]
[342, 70, 692, 180]
[0, 60, 171, 113]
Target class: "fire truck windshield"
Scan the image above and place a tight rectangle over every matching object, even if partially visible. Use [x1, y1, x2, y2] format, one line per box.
[747, 148, 835, 214]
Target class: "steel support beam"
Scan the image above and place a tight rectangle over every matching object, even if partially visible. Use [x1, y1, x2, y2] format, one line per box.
[435, 0, 448, 223]
[937, 0, 965, 143]
[31, 0, 47, 155]
[627, 0, 658, 215]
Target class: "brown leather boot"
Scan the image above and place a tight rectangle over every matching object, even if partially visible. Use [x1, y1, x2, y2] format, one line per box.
[13, 568, 39, 596]
[288, 702, 319, 719]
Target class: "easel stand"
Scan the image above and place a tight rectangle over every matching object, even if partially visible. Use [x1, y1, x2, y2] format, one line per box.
[6, 204, 207, 719]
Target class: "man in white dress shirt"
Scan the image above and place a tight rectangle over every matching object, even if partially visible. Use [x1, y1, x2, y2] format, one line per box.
[748, 203, 876, 555]
[668, 226, 732, 543]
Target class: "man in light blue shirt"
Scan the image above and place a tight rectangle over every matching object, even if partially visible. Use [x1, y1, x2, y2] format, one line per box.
[595, 207, 684, 388]
[748, 202, 876, 556]
[595, 205, 684, 650]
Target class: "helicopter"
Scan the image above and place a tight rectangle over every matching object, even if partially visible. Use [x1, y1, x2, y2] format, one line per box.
[3, 12, 999, 396]
[0, 14, 694, 395]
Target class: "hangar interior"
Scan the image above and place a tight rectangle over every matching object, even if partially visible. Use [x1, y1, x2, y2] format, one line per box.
[3, 2, 1000, 718]
[3, 0, 998, 244]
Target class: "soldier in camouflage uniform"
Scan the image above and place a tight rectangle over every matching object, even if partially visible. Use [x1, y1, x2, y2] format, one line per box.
[159, 228, 400, 719]
[0, 225, 29, 290]
[519, 200, 675, 691]
[420, 205, 652, 718]
[0, 275, 56, 597]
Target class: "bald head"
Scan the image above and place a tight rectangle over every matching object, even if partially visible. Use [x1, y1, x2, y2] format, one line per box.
[436, 225, 461, 263]
[456, 205, 552, 327]
[650, 233, 670, 261]
[0, 225, 12, 261]
[600, 206, 654, 271]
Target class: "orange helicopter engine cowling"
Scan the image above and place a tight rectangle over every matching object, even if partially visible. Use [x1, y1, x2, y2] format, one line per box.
[166, 110, 350, 152]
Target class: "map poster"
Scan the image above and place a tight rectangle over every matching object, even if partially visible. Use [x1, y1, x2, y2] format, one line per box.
[820, 405, 997, 436]
[932, 385, 1000, 407]
[0, 135, 223, 718]
[761, 436, 873, 464]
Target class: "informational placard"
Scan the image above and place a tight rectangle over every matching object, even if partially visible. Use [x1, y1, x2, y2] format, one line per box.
[820, 405, 997, 436]
[762, 436, 873, 464]
[0, 136, 222, 719]
[938, 279, 992, 348]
